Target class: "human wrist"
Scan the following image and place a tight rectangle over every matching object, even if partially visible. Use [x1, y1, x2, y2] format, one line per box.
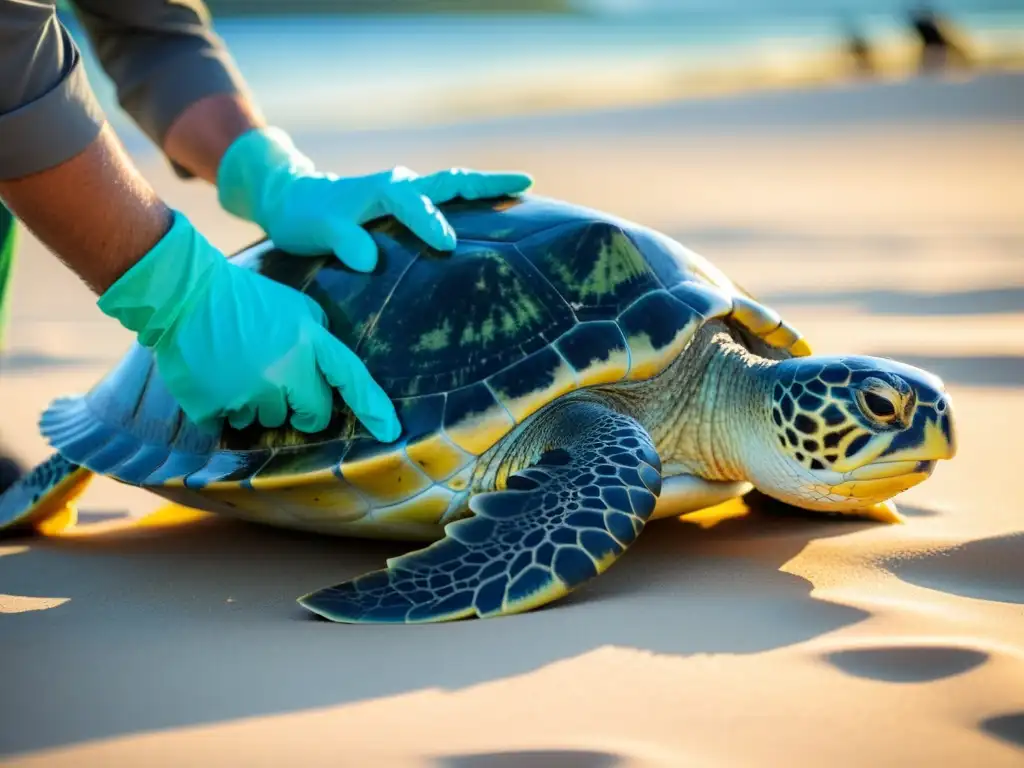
[216, 126, 315, 226]
[97, 210, 225, 347]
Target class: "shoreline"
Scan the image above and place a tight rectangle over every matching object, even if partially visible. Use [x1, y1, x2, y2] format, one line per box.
[65, 10, 1024, 145]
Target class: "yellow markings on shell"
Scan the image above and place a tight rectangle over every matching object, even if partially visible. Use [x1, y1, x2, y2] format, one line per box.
[31, 466, 91, 535]
[371, 484, 455, 525]
[444, 403, 517, 456]
[405, 433, 472, 482]
[491, 356, 579, 425]
[761, 321, 802, 350]
[246, 466, 339, 490]
[574, 346, 631, 388]
[730, 295, 782, 336]
[445, 465, 475, 493]
[625, 316, 702, 382]
[676, 282, 734, 322]
[341, 449, 432, 506]
[208, 479, 371, 526]
[624, 331, 667, 381]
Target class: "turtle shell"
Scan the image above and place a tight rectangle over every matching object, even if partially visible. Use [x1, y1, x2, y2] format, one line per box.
[39, 195, 810, 527]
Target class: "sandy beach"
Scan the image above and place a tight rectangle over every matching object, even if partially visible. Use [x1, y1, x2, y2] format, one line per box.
[1, 72, 1023, 766]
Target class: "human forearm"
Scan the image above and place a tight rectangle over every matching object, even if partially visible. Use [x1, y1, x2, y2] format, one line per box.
[0, 125, 172, 294]
[163, 92, 265, 185]
[69, 0, 249, 177]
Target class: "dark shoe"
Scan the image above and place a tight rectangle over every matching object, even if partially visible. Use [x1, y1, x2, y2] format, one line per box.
[0, 451, 24, 496]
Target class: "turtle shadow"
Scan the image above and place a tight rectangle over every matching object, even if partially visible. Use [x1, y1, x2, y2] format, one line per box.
[0, 497, 875, 758]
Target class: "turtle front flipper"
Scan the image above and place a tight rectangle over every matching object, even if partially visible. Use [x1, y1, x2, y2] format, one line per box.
[299, 401, 662, 623]
[0, 453, 92, 536]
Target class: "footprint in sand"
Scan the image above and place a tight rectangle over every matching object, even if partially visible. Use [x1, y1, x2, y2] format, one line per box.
[886, 533, 1024, 605]
[825, 644, 989, 683]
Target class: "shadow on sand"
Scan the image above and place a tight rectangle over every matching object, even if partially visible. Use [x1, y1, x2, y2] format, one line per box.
[885, 531, 1024, 605]
[0, 350, 108, 373]
[435, 750, 624, 768]
[980, 712, 1024, 750]
[0, 498, 876, 757]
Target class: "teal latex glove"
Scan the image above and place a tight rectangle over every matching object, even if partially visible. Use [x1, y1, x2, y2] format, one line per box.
[216, 127, 533, 270]
[98, 211, 400, 441]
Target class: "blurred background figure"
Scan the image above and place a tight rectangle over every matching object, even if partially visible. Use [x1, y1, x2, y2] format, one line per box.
[841, 14, 876, 76]
[908, 4, 972, 72]
[44, 0, 1020, 147]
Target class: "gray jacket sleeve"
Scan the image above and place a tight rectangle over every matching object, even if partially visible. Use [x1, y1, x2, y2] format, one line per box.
[0, 0, 247, 181]
[0, 1, 106, 180]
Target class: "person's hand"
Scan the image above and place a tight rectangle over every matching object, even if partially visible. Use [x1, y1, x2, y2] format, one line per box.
[98, 211, 400, 440]
[216, 127, 533, 271]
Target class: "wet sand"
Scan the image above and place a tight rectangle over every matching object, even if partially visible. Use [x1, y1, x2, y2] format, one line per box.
[1, 72, 1023, 766]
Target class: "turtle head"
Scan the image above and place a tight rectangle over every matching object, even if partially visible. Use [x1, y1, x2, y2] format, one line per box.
[750, 355, 957, 517]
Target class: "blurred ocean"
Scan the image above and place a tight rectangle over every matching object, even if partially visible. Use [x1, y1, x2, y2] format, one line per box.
[63, 1, 1024, 152]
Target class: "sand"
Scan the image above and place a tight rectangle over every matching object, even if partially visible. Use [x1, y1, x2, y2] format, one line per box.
[1, 72, 1023, 766]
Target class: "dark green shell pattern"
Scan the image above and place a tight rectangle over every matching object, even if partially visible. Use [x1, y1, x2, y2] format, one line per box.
[38, 196, 806, 509]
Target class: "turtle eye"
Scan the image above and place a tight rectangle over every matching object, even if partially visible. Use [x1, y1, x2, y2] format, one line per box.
[858, 389, 898, 423]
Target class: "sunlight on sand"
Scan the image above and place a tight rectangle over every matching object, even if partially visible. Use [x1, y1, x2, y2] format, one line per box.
[1, 75, 1022, 766]
[0, 546, 69, 614]
[0, 593, 70, 614]
[53, 503, 212, 539]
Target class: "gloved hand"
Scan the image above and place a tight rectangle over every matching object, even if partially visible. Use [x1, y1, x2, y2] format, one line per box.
[216, 126, 533, 271]
[98, 211, 400, 441]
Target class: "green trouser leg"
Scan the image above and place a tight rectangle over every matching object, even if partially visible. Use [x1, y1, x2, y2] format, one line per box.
[0, 202, 14, 353]
[0, 202, 20, 488]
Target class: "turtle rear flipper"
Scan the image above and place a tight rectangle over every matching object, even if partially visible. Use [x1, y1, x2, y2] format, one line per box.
[299, 401, 662, 623]
[0, 453, 92, 536]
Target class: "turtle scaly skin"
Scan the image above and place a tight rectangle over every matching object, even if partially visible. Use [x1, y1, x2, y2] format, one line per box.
[0, 195, 957, 623]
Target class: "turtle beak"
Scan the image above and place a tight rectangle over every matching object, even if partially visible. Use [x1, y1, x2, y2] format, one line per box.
[938, 396, 958, 459]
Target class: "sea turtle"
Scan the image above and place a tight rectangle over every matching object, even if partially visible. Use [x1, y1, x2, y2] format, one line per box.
[0, 194, 957, 623]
